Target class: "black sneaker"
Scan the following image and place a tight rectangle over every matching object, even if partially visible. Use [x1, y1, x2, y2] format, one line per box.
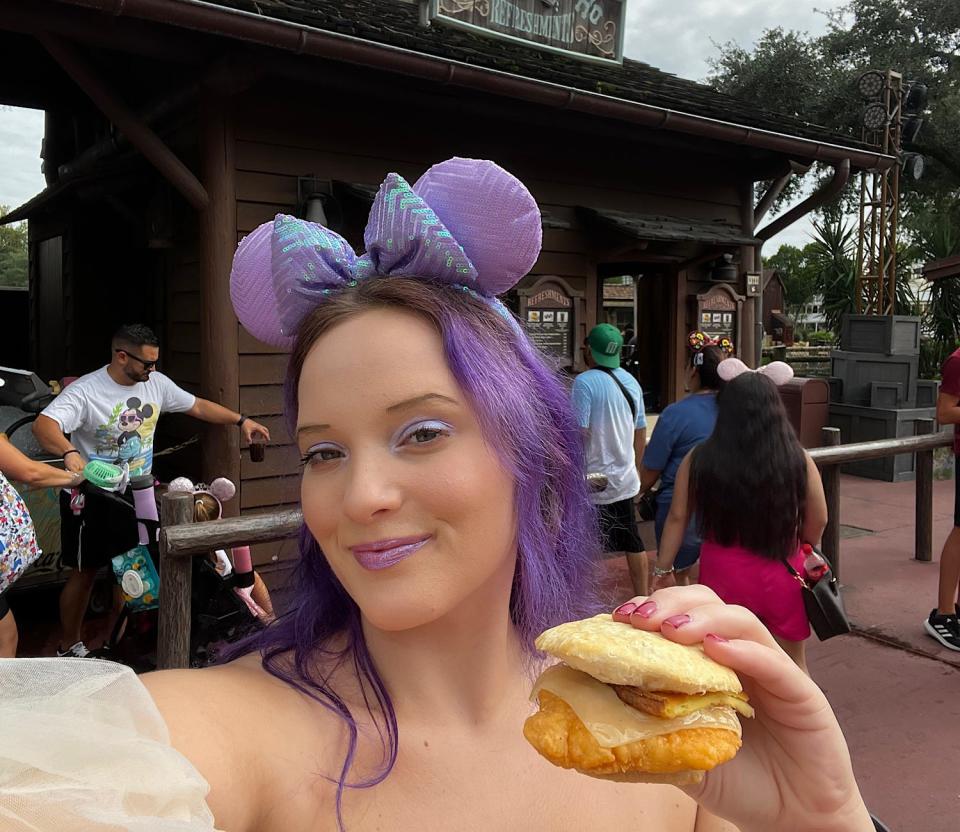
[924, 610, 960, 651]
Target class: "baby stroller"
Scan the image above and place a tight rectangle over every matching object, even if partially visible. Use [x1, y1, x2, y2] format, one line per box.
[83, 464, 267, 670]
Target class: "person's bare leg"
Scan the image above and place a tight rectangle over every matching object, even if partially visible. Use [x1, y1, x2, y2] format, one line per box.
[674, 567, 693, 586]
[774, 634, 809, 674]
[105, 584, 128, 646]
[937, 526, 960, 614]
[0, 610, 18, 658]
[251, 572, 275, 619]
[625, 551, 649, 596]
[59, 567, 98, 648]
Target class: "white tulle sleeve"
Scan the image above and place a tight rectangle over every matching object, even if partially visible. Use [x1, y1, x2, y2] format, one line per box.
[0, 657, 219, 831]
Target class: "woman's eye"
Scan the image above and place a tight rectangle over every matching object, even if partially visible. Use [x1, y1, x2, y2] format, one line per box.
[300, 446, 344, 466]
[401, 422, 450, 447]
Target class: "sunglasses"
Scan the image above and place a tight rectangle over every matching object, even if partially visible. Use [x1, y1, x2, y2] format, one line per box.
[115, 349, 158, 370]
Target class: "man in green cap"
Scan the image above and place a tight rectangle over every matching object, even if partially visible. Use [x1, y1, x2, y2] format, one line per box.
[572, 323, 648, 595]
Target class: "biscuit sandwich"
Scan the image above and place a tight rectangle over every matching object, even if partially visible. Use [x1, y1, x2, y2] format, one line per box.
[523, 613, 753, 785]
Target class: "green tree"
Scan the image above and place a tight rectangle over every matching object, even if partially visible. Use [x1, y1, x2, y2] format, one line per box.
[910, 198, 960, 374]
[764, 243, 821, 318]
[708, 0, 960, 209]
[0, 206, 28, 288]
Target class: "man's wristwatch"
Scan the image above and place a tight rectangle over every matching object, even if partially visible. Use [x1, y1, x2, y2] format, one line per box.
[236, 415, 248, 427]
[652, 565, 674, 578]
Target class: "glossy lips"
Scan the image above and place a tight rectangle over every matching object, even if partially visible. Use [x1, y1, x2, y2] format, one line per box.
[349, 535, 431, 571]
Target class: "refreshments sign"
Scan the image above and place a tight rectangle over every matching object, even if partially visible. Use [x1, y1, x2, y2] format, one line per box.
[429, 0, 626, 65]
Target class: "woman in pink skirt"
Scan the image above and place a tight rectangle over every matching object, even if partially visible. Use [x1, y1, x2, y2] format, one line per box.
[651, 359, 828, 672]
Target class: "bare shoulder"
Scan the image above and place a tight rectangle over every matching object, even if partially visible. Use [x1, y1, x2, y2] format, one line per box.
[142, 652, 348, 832]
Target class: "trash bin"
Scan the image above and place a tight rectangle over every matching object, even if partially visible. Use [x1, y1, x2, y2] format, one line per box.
[779, 377, 829, 448]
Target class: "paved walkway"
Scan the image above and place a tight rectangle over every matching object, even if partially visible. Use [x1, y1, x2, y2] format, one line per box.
[600, 473, 959, 832]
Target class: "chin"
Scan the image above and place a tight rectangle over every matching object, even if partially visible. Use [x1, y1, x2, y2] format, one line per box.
[352, 585, 454, 632]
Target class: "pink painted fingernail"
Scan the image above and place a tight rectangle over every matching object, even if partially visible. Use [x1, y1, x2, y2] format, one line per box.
[663, 614, 691, 629]
[633, 600, 657, 618]
[705, 633, 729, 644]
[613, 602, 637, 617]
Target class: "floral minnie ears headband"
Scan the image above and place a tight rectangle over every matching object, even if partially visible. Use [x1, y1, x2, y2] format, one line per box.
[717, 358, 794, 386]
[687, 331, 735, 366]
[168, 476, 236, 519]
[229, 157, 543, 348]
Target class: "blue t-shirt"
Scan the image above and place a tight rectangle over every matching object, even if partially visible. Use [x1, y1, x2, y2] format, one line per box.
[642, 392, 718, 503]
[572, 368, 646, 504]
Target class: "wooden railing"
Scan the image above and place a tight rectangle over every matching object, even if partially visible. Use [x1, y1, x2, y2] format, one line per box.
[156, 421, 953, 669]
[809, 420, 949, 577]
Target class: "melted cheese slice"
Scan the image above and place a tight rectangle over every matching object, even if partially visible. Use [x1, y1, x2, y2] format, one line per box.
[532, 664, 743, 749]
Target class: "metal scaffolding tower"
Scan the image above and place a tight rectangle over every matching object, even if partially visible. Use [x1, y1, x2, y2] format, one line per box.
[855, 70, 903, 317]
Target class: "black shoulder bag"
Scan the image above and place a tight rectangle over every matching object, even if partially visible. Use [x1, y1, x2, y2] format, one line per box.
[782, 550, 851, 641]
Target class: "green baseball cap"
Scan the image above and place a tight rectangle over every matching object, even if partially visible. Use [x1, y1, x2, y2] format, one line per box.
[586, 323, 623, 368]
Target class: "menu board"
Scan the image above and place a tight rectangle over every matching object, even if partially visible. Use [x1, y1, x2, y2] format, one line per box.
[525, 283, 574, 365]
[693, 285, 741, 347]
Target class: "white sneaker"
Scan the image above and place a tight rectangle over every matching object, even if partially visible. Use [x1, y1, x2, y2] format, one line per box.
[57, 641, 91, 658]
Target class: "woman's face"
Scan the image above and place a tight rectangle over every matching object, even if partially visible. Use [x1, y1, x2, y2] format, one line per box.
[296, 308, 518, 632]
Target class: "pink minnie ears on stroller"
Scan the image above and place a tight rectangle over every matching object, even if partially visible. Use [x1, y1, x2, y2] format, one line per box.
[718, 358, 795, 386]
[167, 476, 236, 503]
[229, 157, 542, 348]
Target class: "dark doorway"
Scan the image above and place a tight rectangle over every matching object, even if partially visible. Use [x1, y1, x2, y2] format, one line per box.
[598, 268, 672, 412]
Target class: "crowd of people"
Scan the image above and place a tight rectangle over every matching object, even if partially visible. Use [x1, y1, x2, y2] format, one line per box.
[0, 156, 917, 830]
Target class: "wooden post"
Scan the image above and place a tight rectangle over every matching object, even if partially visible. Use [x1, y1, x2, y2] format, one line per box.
[158, 491, 194, 670]
[199, 92, 240, 504]
[915, 418, 934, 562]
[820, 426, 842, 579]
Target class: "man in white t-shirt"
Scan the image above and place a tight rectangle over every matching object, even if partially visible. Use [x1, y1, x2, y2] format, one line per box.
[572, 324, 648, 595]
[33, 324, 271, 658]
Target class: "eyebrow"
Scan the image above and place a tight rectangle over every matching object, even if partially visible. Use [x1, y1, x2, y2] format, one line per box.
[296, 393, 459, 438]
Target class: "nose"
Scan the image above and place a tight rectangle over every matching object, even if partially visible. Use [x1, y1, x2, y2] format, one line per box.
[340, 449, 403, 524]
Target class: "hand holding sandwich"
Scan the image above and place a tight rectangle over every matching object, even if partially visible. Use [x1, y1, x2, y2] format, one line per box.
[611, 585, 873, 832]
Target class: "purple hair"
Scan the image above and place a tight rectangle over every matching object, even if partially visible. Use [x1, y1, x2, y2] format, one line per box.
[231, 278, 601, 827]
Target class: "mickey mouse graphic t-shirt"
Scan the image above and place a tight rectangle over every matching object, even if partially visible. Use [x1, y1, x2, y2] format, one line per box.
[40, 367, 196, 477]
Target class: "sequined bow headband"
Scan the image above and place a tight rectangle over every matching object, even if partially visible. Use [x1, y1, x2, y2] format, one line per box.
[230, 157, 542, 348]
[717, 358, 794, 386]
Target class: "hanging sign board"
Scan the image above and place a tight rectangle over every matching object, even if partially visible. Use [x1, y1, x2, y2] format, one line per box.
[429, 0, 626, 65]
[525, 282, 575, 365]
[693, 285, 743, 348]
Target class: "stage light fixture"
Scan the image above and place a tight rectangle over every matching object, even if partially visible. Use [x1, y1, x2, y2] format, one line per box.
[857, 70, 885, 100]
[862, 102, 889, 131]
[902, 152, 925, 181]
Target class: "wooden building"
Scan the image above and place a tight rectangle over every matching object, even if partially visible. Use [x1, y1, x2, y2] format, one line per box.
[762, 270, 795, 346]
[0, 0, 893, 579]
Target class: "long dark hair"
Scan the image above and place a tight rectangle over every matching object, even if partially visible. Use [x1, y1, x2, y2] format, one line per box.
[688, 344, 726, 391]
[691, 371, 806, 560]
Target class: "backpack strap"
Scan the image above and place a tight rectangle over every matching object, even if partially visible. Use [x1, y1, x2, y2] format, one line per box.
[597, 366, 638, 422]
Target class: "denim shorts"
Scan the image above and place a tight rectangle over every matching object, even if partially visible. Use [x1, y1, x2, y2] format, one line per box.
[654, 497, 702, 571]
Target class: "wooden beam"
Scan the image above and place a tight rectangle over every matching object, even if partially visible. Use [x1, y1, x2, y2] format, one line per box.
[809, 431, 950, 466]
[199, 92, 240, 506]
[914, 419, 934, 562]
[818, 427, 842, 580]
[157, 491, 194, 670]
[163, 508, 303, 557]
[37, 33, 209, 211]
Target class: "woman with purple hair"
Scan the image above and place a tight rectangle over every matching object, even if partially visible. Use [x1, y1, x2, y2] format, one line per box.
[0, 159, 874, 831]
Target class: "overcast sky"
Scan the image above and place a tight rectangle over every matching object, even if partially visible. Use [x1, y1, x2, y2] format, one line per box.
[0, 0, 849, 249]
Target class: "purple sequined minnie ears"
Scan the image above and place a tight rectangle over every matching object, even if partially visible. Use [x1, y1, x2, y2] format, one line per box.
[230, 157, 542, 348]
